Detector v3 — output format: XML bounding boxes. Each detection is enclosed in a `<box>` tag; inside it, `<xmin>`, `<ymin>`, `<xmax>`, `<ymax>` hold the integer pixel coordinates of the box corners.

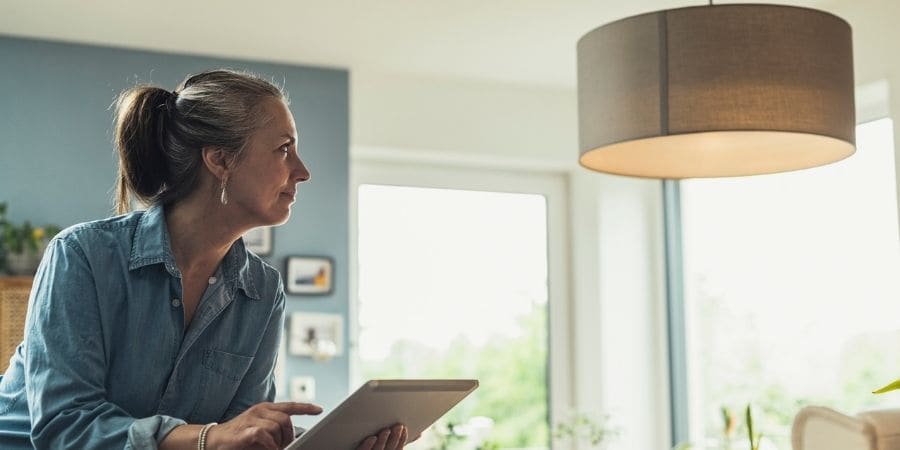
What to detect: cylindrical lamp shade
<box><xmin>577</xmin><ymin>4</ymin><xmax>855</xmax><ymax>178</ymax></box>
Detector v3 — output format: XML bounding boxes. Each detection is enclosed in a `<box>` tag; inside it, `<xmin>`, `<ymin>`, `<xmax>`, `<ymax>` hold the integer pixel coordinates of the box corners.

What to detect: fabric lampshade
<box><xmin>576</xmin><ymin>4</ymin><xmax>855</xmax><ymax>179</ymax></box>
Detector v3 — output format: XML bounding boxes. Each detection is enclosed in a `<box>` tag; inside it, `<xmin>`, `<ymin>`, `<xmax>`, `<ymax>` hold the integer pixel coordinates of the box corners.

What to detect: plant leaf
<box><xmin>746</xmin><ymin>404</ymin><xmax>755</xmax><ymax>448</ymax></box>
<box><xmin>873</xmin><ymin>379</ymin><xmax>900</xmax><ymax>394</ymax></box>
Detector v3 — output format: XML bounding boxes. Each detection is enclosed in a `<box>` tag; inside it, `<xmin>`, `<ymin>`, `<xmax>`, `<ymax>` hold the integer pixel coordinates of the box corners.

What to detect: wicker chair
<box><xmin>0</xmin><ymin>276</ymin><xmax>32</xmax><ymax>368</ymax></box>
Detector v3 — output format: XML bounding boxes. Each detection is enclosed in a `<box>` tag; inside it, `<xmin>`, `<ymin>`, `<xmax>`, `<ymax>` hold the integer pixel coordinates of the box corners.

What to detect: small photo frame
<box><xmin>243</xmin><ymin>227</ymin><xmax>273</xmax><ymax>256</ymax></box>
<box><xmin>289</xmin><ymin>312</ymin><xmax>344</xmax><ymax>358</ymax></box>
<box><xmin>285</xmin><ymin>256</ymin><xmax>333</xmax><ymax>295</ymax></box>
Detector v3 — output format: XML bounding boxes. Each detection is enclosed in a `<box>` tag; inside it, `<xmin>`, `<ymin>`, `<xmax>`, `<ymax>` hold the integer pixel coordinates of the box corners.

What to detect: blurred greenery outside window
<box><xmin>678</xmin><ymin>118</ymin><xmax>900</xmax><ymax>449</ymax></box>
<box><xmin>356</xmin><ymin>185</ymin><xmax>550</xmax><ymax>450</ymax></box>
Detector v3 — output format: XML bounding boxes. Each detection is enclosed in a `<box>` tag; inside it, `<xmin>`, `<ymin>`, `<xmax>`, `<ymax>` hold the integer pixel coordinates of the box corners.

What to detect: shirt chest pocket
<box><xmin>202</xmin><ymin>349</ymin><xmax>254</xmax><ymax>381</ymax></box>
<box><xmin>188</xmin><ymin>348</ymin><xmax>254</xmax><ymax>423</ymax></box>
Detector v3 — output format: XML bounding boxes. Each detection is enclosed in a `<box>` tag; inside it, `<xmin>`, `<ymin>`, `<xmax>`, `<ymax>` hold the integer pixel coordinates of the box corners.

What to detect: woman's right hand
<box><xmin>205</xmin><ymin>402</ymin><xmax>322</xmax><ymax>450</ymax></box>
<box><xmin>356</xmin><ymin>424</ymin><xmax>409</xmax><ymax>450</ymax></box>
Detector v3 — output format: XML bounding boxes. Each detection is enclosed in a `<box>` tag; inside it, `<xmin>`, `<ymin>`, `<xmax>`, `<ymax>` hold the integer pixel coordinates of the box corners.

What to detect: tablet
<box><xmin>286</xmin><ymin>379</ymin><xmax>479</xmax><ymax>450</ymax></box>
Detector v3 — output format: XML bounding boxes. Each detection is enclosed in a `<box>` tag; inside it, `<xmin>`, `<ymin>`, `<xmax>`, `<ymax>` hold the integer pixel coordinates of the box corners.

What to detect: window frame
<box><xmin>349</xmin><ymin>152</ymin><xmax>573</xmax><ymax>446</ymax></box>
<box><xmin>664</xmin><ymin>80</ymin><xmax>897</xmax><ymax>447</ymax></box>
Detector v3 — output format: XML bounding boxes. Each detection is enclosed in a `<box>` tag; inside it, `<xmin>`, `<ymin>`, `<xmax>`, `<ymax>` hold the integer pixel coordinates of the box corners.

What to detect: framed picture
<box><xmin>288</xmin><ymin>312</ymin><xmax>344</xmax><ymax>359</ymax></box>
<box><xmin>285</xmin><ymin>256</ymin><xmax>333</xmax><ymax>295</ymax></box>
<box><xmin>243</xmin><ymin>227</ymin><xmax>273</xmax><ymax>256</ymax></box>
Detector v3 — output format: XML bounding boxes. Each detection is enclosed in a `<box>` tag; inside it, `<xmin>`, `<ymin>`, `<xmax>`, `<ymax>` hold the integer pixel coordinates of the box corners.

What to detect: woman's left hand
<box><xmin>356</xmin><ymin>424</ymin><xmax>408</xmax><ymax>450</ymax></box>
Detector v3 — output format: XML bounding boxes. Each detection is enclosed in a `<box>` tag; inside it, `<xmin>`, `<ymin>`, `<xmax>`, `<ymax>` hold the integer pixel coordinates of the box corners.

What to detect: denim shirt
<box><xmin>0</xmin><ymin>204</ymin><xmax>286</xmax><ymax>449</ymax></box>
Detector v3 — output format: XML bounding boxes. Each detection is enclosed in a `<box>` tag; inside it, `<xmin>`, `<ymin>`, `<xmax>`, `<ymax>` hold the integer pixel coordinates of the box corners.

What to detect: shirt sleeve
<box><xmin>221</xmin><ymin>280</ymin><xmax>286</xmax><ymax>421</ymax></box>
<box><xmin>24</xmin><ymin>237</ymin><xmax>185</xmax><ymax>449</ymax></box>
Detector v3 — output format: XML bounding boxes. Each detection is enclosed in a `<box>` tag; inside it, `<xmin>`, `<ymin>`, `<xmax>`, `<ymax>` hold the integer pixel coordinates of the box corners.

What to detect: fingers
<box><xmin>258</xmin><ymin>432</ymin><xmax>279</xmax><ymax>450</ymax></box>
<box><xmin>254</xmin><ymin>401</ymin><xmax>322</xmax><ymax>446</ymax></box>
<box><xmin>265</xmin><ymin>401</ymin><xmax>323</xmax><ymax>416</ymax></box>
<box><xmin>357</xmin><ymin>435</ymin><xmax>377</xmax><ymax>450</ymax></box>
<box><xmin>232</xmin><ymin>403</ymin><xmax>319</xmax><ymax>449</ymax></box>
<box><xmin>374</xmin><ymin>427</ymin><xmax>392</xmax><ymax>450</ymax></box>
<box><xmin>253</xmin><ymin>407</ymin><xmax>294</xmax><ymax>447</ymax></box>
<box><xmin>241</xmin><ymin>426</ymin><xmax>280</xmax><ymax>450</ymax></box>
<box><xmin>384</xmin><ymin>424</ymin><xmax>404</xmax><ymax>449</ymax></box>
<box><xmin>249</xmin><ymin>418</ymin><xmax>287</xmax><ymax>449</ymax></box>
<box><xmin>357</xmin><ymin>427</ymin><xmax>391</xmax><ymax>450</ymax></box>
<box><xmin>359</xmin><ymin>424</ymin><xmax>408</xmax><ymax>450</ymax></box>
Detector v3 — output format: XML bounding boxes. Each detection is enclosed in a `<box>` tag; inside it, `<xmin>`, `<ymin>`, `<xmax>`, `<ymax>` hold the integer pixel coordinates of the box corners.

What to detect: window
<box><xmin>678</xmin><ymin>119</ymin><xmax>900</xmax><ymax>449</ymax></box>
<box><xmin>352</xmin><ymin>162</ymin><xmax>569</xmax><ymax>450</ymax></box>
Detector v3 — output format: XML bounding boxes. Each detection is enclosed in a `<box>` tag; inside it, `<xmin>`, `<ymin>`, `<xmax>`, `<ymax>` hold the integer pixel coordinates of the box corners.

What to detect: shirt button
<box><xmin>171</xmin><ymin>298</ymin><xmax>182</xmax><ymax>308</ymax></box>
<box><xmin>208</xmin><ymin>277</ymin><xmax>217</xmax><ymax>285</ymax></box>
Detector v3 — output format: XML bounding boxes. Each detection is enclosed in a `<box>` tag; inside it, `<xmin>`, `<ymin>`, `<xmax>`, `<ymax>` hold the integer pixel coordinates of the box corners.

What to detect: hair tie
<box><xmin>159</xmin><ymin>89</ymin><xmax>179</xmax><ymax>140</ymax></box>
<box><xmin>162</xmin><ymin>89</ymin><xmax>178</xmax><ymax>114</ymax></box>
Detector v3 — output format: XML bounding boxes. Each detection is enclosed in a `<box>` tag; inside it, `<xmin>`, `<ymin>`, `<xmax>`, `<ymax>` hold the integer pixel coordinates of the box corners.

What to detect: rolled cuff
<box><xmin>126</xmin><ymin>415</ymin><xmax>187</xmax><ymax>450</ymax></box>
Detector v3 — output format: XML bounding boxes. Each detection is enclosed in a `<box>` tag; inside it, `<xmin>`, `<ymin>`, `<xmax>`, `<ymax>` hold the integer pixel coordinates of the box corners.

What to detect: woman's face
<box><xmin>227</xmin><ymin>97</ymin><xmax>310</xmax><ymax>227</ymax></box>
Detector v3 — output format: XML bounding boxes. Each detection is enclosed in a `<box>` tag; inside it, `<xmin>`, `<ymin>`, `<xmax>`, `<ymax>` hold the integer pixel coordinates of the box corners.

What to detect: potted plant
<box><xmin>672</xmin><ymin>404</ymin><xmax>766</xmax><ymax>450</ymax></box>
<box><xmin>421</xmin><ymin>417</ymin><xmax>500</xmax><ymax>450</ymax></box>
<box><xmin>553</xmin><ymin>411</ymin><xmax>618</xmax><ymax>449</ymax></box>
<box><xmin>0</xmin><ymin>202</ymin><xmax>61</xmax><ymax>276</ymax></box>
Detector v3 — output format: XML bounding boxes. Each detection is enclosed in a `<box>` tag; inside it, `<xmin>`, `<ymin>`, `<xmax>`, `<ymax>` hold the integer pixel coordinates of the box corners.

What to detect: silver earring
<box><xmin>220</xmin><ymin>178</ymin><xmax>228</xmax><ymax>205</ymax></box>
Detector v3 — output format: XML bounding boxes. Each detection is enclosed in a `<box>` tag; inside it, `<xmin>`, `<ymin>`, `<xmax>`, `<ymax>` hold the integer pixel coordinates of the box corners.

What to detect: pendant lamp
<box><xmin>577</xmin><ymin>4</ymin><xmax>855</xmax><ymax>179</ymax></box>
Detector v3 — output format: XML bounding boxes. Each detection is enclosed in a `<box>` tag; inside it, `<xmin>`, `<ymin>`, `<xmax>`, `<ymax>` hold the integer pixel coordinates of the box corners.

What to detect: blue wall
<box><xmin>0</xmin><ymin>36</ymin><xmax>350</xmax><ymax>417</ymax></box>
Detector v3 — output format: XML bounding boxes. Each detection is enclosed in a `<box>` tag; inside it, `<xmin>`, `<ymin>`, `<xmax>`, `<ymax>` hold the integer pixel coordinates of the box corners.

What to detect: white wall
<box><xmin>824</xmin><ymin>0</ymin><xmax>900</xmax><ymax>232</ymax></box>
<box><xmin>351</xmin><ymin>70</ymin><xmax>578</xmax><ymax>162</ymax></box>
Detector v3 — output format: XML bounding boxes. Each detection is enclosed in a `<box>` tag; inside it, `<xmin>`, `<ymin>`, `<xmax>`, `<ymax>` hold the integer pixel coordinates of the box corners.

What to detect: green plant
<box><xmin>0</xmin><ymin>202</ymin><xmax>60</xmax><ymax>255</ymax></box>
<box><xmin>552</xmin><ymin>411</ymin><xmax>617</xmax><ymax>449</ymax></box>
<box><xmin>672</xmin><ymin>403</ymin><xmax>764</xmax><ymax>450</ymax></box>
<box><xmin>433</xmin><ymin>420</ymin><xmax>466</xmax><ymax>450</ymax></box>
<box><xmin>722</xmin><ymin>406</ymin><xmax>737</xmax><ymax>440</ymax></box>
<box><xmin>745</xmin><ymin>404</ymin><xmax>763</xmax><ymax>450</ymax></box>
<box><xmin>425</xmin><ymin>418</ymin><xmax>501</xmax><ymax>450</ymax></box>
<box><xmin>873</xmin><ymin>378</ymin><xmax>900</xmax><ymax>394</ymax></box>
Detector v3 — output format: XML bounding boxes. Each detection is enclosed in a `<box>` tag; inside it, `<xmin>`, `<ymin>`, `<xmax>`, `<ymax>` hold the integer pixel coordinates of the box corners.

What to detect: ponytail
<box><xmin>113</xmin><ymin>86</ymin><xmax>174</xmax><ymax>214</ymax></box>
<box><xmin>111</xmin><ymin>70</ymin><xmax>286</xmax><ymax>215</ymax></box>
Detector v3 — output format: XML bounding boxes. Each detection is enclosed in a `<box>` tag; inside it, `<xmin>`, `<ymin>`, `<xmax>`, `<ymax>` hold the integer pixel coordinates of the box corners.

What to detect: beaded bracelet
<box><xmin>198</xmin><ymin>422</ymin><xmax>218</xmax><ymax>450</ymax></box>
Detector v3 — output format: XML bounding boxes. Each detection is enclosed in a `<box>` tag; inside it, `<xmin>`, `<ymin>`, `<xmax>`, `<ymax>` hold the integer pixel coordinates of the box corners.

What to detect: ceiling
<box><xmin>1</xmin><ymin>0</ymin><xmax>837</xmax><ymax>88</ymax></box>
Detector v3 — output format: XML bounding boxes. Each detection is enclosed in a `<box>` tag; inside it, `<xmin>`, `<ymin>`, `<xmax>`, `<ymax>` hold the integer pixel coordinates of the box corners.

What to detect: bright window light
<box><xmin>680</xmin><ymin>118</ymin><xmax>900</xmax><ymax>449</ymax></box>
<box><xmin>356</xmin><ymin>184</ymin><xmax>550</xmax><ymax>450</ymax></box>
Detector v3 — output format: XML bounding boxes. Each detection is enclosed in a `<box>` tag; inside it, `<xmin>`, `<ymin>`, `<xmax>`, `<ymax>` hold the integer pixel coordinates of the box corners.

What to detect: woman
<box><xmin>0</xmin><ymin>70</ymin><xmax>408</xmax><ymax>450</ymax></box>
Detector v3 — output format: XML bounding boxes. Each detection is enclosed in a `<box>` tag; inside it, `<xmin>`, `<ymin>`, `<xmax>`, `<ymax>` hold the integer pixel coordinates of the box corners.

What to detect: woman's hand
<box><xmin>206</xmin><ymin>401</ymin><xmax>322</xmax><ymax>450</ymax></box>
<box><xmin>356</xmin><ymin>424</ymin><xmax>409</xmax><ymax>450</ymax></box>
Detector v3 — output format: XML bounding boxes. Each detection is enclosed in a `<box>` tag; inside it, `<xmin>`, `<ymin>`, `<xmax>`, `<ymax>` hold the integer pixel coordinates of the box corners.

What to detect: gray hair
<box><xmin>113</xmin><ymin>69</ymin><xmax>287</xmax><ymax>214</ymax></box>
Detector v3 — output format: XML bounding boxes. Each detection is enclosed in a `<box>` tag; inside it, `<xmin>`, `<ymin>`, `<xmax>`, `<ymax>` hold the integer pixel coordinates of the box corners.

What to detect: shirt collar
<box><xmin>128</xmin><ymin>204</ymin><xmax>261</xmax><ymax>300</ymax></box>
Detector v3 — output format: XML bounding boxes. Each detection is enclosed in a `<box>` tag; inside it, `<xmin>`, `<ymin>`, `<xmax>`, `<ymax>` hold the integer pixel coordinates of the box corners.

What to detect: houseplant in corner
<box><xmin>0</xmin><ymin>202</ymin><xmax>61</xmax><ymax>276</ymax></box>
